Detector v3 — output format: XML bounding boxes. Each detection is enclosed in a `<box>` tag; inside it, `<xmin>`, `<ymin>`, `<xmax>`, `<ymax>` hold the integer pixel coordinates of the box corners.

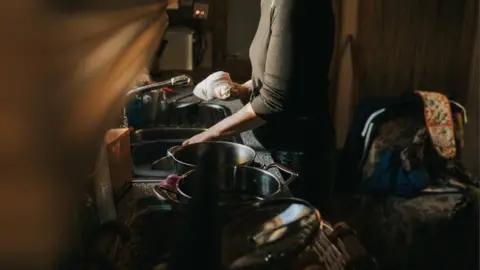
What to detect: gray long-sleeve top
<box><xmin>249</xmin><ymin>0</ymin><xmax>335</xmax><ymax>121</ymax></box>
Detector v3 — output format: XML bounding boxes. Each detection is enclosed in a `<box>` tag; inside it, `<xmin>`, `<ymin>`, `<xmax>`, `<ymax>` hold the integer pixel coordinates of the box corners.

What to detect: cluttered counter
<box><xmin>99</xmin><ymin>84</ymin><xmax>374</xmax><ymax>270</ymax></box>
<box><xmin>117</xmin><ymin>89</ymin><xmax>278</xmax><ymax>220</ymax></box>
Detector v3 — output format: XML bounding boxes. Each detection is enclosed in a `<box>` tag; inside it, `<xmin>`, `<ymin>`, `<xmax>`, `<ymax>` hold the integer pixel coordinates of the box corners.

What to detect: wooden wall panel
<box><xmin>356</xmin><ymin>0</ymin><xmax>478</xmax><ymax>99</ymax></box>
<box><xmin>333</xmin><ymin>0</ymin><xmax>359</xmax><ymax>147</ymax></box>
<box><xmin>464</xmin><ymin>27</ymin><xmax>479</xmax><ymax>176</ymax></box>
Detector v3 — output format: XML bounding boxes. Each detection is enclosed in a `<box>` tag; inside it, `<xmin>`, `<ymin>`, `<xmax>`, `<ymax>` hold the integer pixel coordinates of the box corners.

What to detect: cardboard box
<box><xmin>105</xmin><ymin>128</ymin><xmax>133</xmax><ymax>202</ymax></box>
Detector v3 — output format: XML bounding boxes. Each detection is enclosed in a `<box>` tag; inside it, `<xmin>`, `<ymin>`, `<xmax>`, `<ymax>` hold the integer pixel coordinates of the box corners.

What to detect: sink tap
<box><xmin>126</xmin><ymin>74</ymin><xmax>193</xmax><ymax>99</ymax></box>
<box><xmin>122</xmin><ymin>74</ymin><xmax>194</xmax><ymax>128</ymax></box>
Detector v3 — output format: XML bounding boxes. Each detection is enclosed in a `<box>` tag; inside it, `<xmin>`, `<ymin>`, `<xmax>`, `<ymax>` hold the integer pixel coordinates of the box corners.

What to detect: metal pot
<box><xmin>153</xmin><ymin>163</ymin><xmax>298</xmax><ymax>206</ymax></box>
<box><xmin>166</xmin><ymin>141</ymin><xmax>256</xmax><ymax>175</ymax></box>
<box><xmin>221</xmin><ymin>198</ymin><xmax>320</xmax><ymax>270</ymax></box>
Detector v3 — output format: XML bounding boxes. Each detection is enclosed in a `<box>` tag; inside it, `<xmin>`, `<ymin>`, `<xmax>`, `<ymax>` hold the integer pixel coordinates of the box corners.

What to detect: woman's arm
<box><xmin>182</xmin><ymin>103</ymin><xmax>265</xmax><ymax>145</ymax></box>
<box><xmin>249</xmin><ymin>0</ymin><xmax>299</xmax><ymax>120</ymax></box>
<box><xmin>250</xmin><ymin>0</ymin><xmax>328</xmax><ymax>120</ymax></box>
<box><xmin>210</xmin><ymin>102</ymin><xmax>265</xmax><ymax>137</ymax></box>
<box><xmin>183</xmin><ymin>1</ymin><xmax>324</xmax><ymax>145</ymax></box>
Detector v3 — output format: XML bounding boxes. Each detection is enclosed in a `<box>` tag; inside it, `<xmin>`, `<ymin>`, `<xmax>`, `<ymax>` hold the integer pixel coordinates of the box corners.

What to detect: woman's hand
<box><xmin>182</xmin><ymin>129</ymin><xmax>219</xmax><ymax>146</ymax></box>
<box><xmin>231</xmin><ymin>83</ymin><xmax>252</xmax><ymax>102</ymax></box>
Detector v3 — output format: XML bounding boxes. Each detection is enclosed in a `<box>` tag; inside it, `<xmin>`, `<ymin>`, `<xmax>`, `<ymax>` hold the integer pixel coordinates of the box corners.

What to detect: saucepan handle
<box><xmin>166</xmin><ymin>145</ymin><xmax>180</xmax><ymax>159</ymax></box>
<box><xmin>263</xmin><ymin>163</ymin><xmax>299</xmax><ymax>186</ymax></box>
<box><xmin>152</xmin><ymin>185</ymin><xmax>180</xmax><ymax>204</ymax></box>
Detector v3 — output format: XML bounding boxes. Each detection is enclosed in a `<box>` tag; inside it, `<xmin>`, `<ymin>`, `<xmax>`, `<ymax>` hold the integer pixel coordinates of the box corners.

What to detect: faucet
<box><xmin>122</xmin><ymin>74</ymin><xmax>194</xmax><ymax>128</ymax></box>
<box><xmin>126</xmin><ymin>74</ymin><xmax>193</xmax><ymax>98</ymax></box>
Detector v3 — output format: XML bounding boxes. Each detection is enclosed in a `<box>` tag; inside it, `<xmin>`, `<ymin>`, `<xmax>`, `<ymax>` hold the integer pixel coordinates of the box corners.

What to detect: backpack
<box><xmin>336</xmin><ymin>90</ymin><xmax>477</xmax><ymax>198</ymax></box>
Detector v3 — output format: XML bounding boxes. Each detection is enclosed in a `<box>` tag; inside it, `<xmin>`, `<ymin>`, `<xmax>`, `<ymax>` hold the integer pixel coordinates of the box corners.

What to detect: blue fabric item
<box><xmin>335</xmin><ymin>97</ymin><xmax>393</xmax><ymax>195</ymax></box>
<box><xmin>363</xmin><ymin>151</ymin><xmax>393</xmax><ymax>193</ymax></box>
<box><xmin>362</xmin><ymin>150</ymin><xmax>429</xmax><ymax>197</ymax></box>
<box><xmin>336</xmin><ymin>92</ymin><xmax>466</xmax><ymax>197</ymax></box>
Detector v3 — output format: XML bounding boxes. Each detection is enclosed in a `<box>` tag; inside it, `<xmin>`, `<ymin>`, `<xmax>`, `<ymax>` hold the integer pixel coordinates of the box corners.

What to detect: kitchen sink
<box><xmin>124</xmin><ymin>86</ymin><xmax>245</xmax><ymax>179</ymax></box>
<box><xmin>131</xmin><ymin>127</ymin><xmax>242</xmax><ymax>178</ymax></box>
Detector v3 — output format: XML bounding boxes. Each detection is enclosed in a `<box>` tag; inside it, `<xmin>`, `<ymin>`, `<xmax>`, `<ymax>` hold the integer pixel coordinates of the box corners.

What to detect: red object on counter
<box><xmin>159</xmin><ymin>174</ymin><xmax>181</xmax><ymax>189</ymax></box>
<box><xmin>162</xmin><ymin>87</ymin><xmax>174</xmax><ymax>92</ymax></box>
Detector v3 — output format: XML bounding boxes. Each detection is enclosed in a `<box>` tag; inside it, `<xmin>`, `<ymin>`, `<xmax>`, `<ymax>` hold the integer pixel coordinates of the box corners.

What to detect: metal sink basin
<box><xmin>155</xmin><ymin>102</ymin><xmax>233</xmax><ymax>128</ymax></box>
<box><xmin>131</xmin><ymin>127</ymin><xmax>241</xmax><ymax>178</ymax></box>
<box><xmin>130</xmin><ymin>101</ymin><xmax>241</xmax><ymax>178</ymax></box>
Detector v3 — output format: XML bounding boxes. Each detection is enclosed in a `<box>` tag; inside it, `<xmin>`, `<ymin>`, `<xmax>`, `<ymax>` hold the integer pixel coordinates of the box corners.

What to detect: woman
<box><xmin>183</xmin><ymin>0</ymin><xmax>336</xmax><ymax>210</ymax></box>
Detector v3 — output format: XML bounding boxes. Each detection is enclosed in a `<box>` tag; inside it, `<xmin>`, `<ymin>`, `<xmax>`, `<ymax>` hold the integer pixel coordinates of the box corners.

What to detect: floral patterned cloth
<box><xmin>415</xmin><ymin>90</ymin><xmax>456</xmax><ymax>159</ymax></box>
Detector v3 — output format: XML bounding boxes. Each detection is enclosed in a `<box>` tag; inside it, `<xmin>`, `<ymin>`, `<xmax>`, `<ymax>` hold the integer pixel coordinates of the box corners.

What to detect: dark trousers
<box><xmin>253</xmin><ymin>115</ymin><xmax>336</xmax><ymax>211</ymax></box>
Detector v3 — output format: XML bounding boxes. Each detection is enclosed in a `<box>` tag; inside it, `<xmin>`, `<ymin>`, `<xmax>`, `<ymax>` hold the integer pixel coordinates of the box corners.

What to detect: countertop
<box><xmin>117</xmin><ymin>91</ymin><xmax>279</xmax><ymax>220</ymax></box>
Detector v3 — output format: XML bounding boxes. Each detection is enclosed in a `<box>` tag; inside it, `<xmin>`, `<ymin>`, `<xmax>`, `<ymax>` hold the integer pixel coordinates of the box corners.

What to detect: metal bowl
<box><xmin>167</xmin><ymin>141</ymin><xmax>256</xmax><ymax>175</ymax></box>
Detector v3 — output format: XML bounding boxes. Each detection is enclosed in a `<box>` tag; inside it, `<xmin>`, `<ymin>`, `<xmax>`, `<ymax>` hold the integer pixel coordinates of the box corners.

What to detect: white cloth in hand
<box><xmin>193</xmin><ymin>71</ymin><xmax>234</xmax><ymax>101</ymax></box>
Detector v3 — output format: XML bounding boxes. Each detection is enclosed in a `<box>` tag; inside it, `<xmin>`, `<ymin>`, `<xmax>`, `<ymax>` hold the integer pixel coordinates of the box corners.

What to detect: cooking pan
<box><xmin>153</xmin><ymin>163</ymin><xmax>298</xmax><ymax>206</ymax></box>
<box><xmin>166</xmin><ymin>141</ymin><xmax>256</xmax><ymax>175</ymax></box>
